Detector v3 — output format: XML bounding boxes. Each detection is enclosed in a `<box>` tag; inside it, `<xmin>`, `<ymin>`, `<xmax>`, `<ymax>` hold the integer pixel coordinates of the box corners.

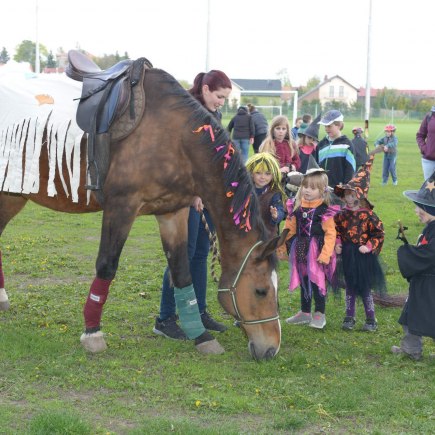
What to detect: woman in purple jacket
<box><xmin>416</xmin><ymin>106</ymin><xmax>435</xmax><ymax>179</ymax></box>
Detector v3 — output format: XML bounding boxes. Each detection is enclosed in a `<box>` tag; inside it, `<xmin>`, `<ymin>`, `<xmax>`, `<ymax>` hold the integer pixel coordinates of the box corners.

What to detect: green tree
<box><xmin>298</xmin><ymin>76</ymin><xmax>321</xmax><ymax>96</ymax></box>
<box><xmin>324</xmin><ymin>100</ymin><xmax>349</xmax><ymax>113</ymax></box>
<box><xmin>94</xmin><ymin>51</ymin><xmax>130</xmax><ymax>69</ymax></box>
<box><xmin>300</xmin><ymin>99</ymin><xmax>321</xmax><ymax>116</ymax></box>
<box><xmin>306</xmin><ymin>76</ymin><xmax>321</xmax><ymax>91</ymax></box>
<box><xmin>46</xmin><ymin>50</ymin><xmax>57</xmax><ymax>68</ymax></box>
<box><xmin>415</xmin><ymin>98</ymin><xmax>433</xmax><ymax>113</ymax></box>
<box><xmin>13</xmin><ymin>40</ymin><xmax>48</xmax><ymax>71</ymax></box>
<box><xmin>178</xmin><ymin>80</ymin><xmax>190</xmax><ymax>90</ymax></box>
<box><xmin>374</xmin><ymin>87</ymin><xmax>399</xmax><ymax>111</ymax></box>
<box><xmin>0</xmin><ymin>46</ymin><xmax>10</xmax><ymax>64</ymax></box>
<box><xmin>276</xmin><ymin>68</ymin><xmax>291</xmax><ymax>87</ymax></box>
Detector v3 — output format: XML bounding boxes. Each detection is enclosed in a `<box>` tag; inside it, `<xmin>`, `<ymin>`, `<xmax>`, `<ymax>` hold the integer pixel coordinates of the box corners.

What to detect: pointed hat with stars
<box><xmin>334</xmin><ymin>154</ymin><xmax>375</xmax><ymax>209</ymax></box>
<box><xmin>404</xmin><ymin>170</ymin><xmax>435</xmax><ymax>215</ymax></box>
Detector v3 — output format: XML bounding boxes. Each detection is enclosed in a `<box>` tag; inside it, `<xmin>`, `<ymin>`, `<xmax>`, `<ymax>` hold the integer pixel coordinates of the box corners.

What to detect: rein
<box><xmin>200</xmin><ymin>212</ymin><xmax>220</xmax><ymax>283</ymax></box>
<box><xmin>217</xmin><ymin>240</ymin><xmax>280</xmax><ymax>326</ymax></box>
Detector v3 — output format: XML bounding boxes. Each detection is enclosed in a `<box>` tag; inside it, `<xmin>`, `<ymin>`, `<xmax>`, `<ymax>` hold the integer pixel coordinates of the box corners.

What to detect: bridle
<box><xmin>218</xmin><ymin>240</ymin><xmax>280</xmax><ymax>325</ymax></box>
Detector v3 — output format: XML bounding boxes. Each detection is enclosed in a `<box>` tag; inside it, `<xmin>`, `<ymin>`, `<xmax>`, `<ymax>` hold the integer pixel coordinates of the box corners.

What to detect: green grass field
<box><xmin>1</xmin><ymin>119</ymin><xmax>434</xmax><ymax>434</ymax></box>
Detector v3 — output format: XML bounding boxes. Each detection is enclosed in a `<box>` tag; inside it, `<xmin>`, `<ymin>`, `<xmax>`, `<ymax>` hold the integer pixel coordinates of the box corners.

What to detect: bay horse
<box><xmin>0</xmin><ymin>58</ymin><xmax>286</xmax><ymax>360</ymax></box>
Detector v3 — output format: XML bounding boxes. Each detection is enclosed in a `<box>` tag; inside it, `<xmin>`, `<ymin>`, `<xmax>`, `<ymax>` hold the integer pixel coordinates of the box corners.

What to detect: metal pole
<box><xmin>364</xmin><ymin>0</ymin><xmax>372</xmax><ymax>138</ymax></box>
<box><xmin>205</xmin><ymin>0</ymin><xmax>210</xmax><ymax>71</ymax></box>
<box><xmin>35</xmin><ymin>0</ymin><xmax>40</xmax><ymax>74</ymax></box>
<box><xmin>292</xmin><ymin>91</ymin><xmax>298</xmax><ymax>129</ymax></box>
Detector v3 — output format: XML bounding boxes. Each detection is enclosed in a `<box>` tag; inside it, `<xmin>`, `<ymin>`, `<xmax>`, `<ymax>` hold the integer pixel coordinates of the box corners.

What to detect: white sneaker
<box><xmin>285</xmin><ymin>311</ymin><xmax>312</xmax><ymax>325</ymax></box>
<box><xmin>309</xmin><ymin>312</ymin><xmax>326</xmax><ymax>329</ymax></box>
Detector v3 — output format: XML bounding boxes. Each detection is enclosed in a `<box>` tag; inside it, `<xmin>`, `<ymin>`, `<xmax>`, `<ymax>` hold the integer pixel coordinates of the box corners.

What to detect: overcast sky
<box><xmin>2</xmin><ymin>0</ymin><xmax>434</xmax><ymax>90</ymax></box>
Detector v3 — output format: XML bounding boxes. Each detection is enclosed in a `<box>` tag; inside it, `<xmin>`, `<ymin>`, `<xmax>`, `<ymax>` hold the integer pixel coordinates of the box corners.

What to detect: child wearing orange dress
<box><xmin>284</xmin><ymin>168</ymin><xmax>338</xmax><ymax>329</ymax></box>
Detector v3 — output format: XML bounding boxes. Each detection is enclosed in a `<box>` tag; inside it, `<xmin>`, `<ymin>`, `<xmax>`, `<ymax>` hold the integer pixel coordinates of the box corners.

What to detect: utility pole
<box><xmin>205</xmin><ymin>0</ymin><xmax>210</xmax><ymax>71</ymax></box>
<box><xmin>35</xmin><ymin>0</ymin><xmax>40</xmax><ymax>74</ymax></box>
<box><xmin>364</xmin><ymin>0</ymin><xmax>372</xmax><ymax>137</ymax></box>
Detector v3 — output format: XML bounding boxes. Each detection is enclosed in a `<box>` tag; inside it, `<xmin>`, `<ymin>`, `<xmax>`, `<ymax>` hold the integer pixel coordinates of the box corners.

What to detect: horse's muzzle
<box><xmin>249</xmin><ymin>342</ymin><xmax>279</xmax><ymax>361</ymax></box>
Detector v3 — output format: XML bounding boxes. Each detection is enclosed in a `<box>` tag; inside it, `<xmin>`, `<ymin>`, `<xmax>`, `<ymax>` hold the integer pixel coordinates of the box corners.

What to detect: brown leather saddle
<box><xmin>66</xmin><ymin>50</ymin><xmax>152</xmax><ymax>192</ymax></box>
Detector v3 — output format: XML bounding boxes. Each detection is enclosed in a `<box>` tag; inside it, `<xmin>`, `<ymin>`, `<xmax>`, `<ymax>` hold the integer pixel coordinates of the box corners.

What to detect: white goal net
<box><xmin>255</xmin><ymin>106</ymin><xmax>282</xmax><ymax>118</ymax></box>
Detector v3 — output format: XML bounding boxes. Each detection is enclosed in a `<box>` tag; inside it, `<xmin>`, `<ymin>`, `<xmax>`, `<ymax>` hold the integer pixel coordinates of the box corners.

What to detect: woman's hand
<box><xmin>192</xmin><ymin>196</ymin><xmax>204</xmax><ymax>212</ymax></box>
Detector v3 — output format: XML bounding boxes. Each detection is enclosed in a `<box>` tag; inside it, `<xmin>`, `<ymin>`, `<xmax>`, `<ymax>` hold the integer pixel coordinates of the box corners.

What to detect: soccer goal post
<box><xmin>240</xmin><ymin>90</ymin><xmax>298</xmax><ymax>126</ymax></box>
<box><xmin>255</xmin><ymin>106</ymin><xmax>282</xmax><ymax>118</ymax></box>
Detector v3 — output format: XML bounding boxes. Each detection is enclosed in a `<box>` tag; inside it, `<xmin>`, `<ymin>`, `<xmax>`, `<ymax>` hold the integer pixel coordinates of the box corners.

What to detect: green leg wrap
<box><xmin>174</xmin><ymin>284</ymin><xmax>206</xmax><ymax>339</ymax></box>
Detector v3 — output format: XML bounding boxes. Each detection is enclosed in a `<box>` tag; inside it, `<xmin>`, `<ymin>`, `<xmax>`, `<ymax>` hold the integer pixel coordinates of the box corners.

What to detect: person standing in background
<box><xmin>291</xmin><ymin>116</ymin><xmax>303</xmax><ymax>140</ymax></box>
<box><xmin>351</xmin><ymin>127</ymin><xmax>369</xmax><ymax>169</ymax></box>
<box><xmin>259</xmin><ymin>115</ymin><xmax>301</xmax><ymax>175</ymax></box>
<box><xmin>416</xmin><ymin>106</ymin><xmax>435</xmax><ymax>179</ymax></box>
<box><xmin>227</xmin><ymin>106</ymin><xmax>255</xmax><ymax>163</ymax></box>
<box><xmin>247</xmin><ymin>103</ymin><xmax>268</xmax><ymax>154</ymax></box>
<box><xmin>298</xmin><ymin>114</ymin><xmax>313</xmax><ymax>136</ymax></box>
<box><xmin>317</xmin><ymin>110</ymin><xmax>355</xmax><ymax>188</ymax></box>
<box><xmin>374</xmin><ymin>124</ymin><xmax>398</xmax><ymax>186</ymax></box>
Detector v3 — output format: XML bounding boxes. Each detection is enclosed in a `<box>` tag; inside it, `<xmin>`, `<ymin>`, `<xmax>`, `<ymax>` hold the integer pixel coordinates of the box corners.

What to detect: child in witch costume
<box><xmin>391</xmin><ymin>171</ymin><xmax>435</xmax><ymax>360</ymax></box>
<box><xmin>334</xmin><ymin>155</ymin><xmax>386</xmax><ymax>331</ymax></box>
<box><xmin>297</xmin><ymin>114</ymin><xmax>321</xmax><ymax>174</ymax></box>
<box><xmin>284</xmin><ymin>168</ymin><xmax>339</xmax><ymax>329</ymax></box>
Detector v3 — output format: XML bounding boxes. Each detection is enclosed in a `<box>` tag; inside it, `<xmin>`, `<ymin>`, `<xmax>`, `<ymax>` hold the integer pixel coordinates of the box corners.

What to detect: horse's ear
<box><xmin>258</xmin><ymin>229</ymin><xmax>289</xmax><ymax>260</ymax></box>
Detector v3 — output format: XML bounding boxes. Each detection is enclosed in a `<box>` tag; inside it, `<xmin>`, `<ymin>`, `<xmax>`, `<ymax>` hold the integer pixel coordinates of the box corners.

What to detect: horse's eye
<box><xmin>255</xmin><ymin>288</ymin><xmax>267</xmax><ymax>297</ymax></box>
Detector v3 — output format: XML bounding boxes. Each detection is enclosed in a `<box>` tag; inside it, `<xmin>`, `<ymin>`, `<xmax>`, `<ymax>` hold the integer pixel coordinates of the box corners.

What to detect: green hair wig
<box><xmin>246</xmin><ymin>152</ymin><xmax>285</xmax><ymax>195</ymax></box>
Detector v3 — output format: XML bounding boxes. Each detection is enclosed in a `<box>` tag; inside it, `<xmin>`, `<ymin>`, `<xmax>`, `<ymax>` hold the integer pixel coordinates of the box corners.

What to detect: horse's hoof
<box><xmin>195</xmin><ymin>339</ymin><xmax>225</xmax><ymax>355</ymax></box>
<box><xmin>80</xmin><ymin>331</ymin><xmax>107</xmax><ymax>353</ymax></box>
<box><xmin>0</xmin><ymin>289</ymin><xmax>10</xmax><ymax>311</ymax></box>
<box><xmin>0</xmin><ymin>300</ymin><xmax>10</xmax><ymax>311</ymax></box>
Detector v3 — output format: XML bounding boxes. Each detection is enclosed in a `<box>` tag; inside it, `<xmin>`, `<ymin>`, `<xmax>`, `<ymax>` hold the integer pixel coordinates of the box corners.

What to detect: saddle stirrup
<box><xmin>85</xmin><ymin>160</ymin><xmax>101</xmax><ymax>191</ymax></box>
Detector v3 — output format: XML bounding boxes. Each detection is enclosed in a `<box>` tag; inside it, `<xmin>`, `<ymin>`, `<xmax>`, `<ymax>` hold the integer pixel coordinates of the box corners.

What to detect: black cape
<box><xmin>397</xmin><ymin>220</ymin><xmax>435</xmax><ymax>338</ymax></box>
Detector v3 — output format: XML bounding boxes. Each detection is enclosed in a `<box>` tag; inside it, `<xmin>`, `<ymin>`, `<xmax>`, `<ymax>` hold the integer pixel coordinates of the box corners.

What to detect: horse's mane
<box><xmin>150</xmin><ymin>69</ymin><xmax>267</xmax><ymax>240</ymax></box>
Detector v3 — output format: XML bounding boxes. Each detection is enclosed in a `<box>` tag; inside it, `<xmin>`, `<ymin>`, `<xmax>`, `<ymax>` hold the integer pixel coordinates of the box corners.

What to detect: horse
<box><xmin>0</xmin><ymin>56</ymin><xmax>286</xmax><ymax>360</ymax></box>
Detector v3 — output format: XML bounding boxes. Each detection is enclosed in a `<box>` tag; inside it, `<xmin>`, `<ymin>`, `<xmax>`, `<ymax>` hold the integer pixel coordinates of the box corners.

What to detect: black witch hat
<box><xmin>299</xmin><ymin>114</ymin><xmax>321</xmax><ymax>141</ymax></box>
<box><xmin>404</xmin><ymin>170</ymin><xmax>435</xmax><ymax>215</ymax></box>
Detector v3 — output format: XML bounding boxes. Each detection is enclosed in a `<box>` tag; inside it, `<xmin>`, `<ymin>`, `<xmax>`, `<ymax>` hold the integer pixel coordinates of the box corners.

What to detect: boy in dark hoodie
<box><xmin>317</xmin><ymin>110</ymin><xmax>356</xmax><ymax>188</ymax></box>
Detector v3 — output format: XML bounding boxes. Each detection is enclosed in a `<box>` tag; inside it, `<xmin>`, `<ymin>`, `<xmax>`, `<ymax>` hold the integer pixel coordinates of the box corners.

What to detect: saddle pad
<box><xmin>110</xmin><ymin>65</ymin><xmax>147</xmax><ymax>142</ymax></box>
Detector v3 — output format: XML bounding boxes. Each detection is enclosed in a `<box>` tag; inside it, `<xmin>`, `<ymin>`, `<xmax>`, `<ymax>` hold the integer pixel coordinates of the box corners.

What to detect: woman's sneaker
<box><xmin>153</xmin><ymin>315</ymin><xmax>187</xmax><ymax>340</ymax></box>
<box><xmin>342</xmin><ymin>316</ymin><xmax>356</xmax><ymax>331</ymax></box>
<box><xmin>309</xmin><ymin>312</ymin><xmax>326</xmax><ymax>329</ymax></box>
<box><xmin>201</xmin><ymin>311</ymin><xmax>228</xmax><ymax>332</ymax></box>
<box><xmin>362</xmin><ymin>318</ymin><xmax>378</xmax><ymax>332</ymax></box>
<box><xmin>285</xmin><ymin>311</ymin><xmax>312</xmax><ymax>325</ymax></box>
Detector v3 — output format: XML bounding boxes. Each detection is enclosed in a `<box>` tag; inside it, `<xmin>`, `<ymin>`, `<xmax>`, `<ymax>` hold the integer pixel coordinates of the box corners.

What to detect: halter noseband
<box><xmin>218</xmin><ymin>240</ymin><xmax>280</xmax><ymax>325</ymax></box>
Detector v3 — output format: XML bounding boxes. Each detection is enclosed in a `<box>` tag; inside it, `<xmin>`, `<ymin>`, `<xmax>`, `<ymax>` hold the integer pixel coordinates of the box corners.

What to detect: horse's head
<box><xmin>218</xmin><ymin>230</ymin><xmax>288</xmax><ymax>361</ymax></box>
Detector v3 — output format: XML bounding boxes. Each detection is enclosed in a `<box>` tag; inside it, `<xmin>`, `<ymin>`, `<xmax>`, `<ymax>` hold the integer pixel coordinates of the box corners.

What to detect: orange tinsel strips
<box><xmin>192</xmin><ymin>125</ymin><xmax>215</xmax><ymax>142</ymax></box>
<box><xmin>223</xmin><ymin>143</ymin><xmax>235</xmax><ymax>169</ymax></box>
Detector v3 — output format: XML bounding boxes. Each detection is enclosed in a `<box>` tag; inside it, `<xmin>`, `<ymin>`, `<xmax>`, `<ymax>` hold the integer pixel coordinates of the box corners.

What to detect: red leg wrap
<box><xmin>0</xmin><ymin>251</ymin><xmax>4</xmax><ymax>288</ymax></box>
<box><xmin>83</xmin><ymin>277</ymin><xmax>112</xmax><ymax>329</ymax></box>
